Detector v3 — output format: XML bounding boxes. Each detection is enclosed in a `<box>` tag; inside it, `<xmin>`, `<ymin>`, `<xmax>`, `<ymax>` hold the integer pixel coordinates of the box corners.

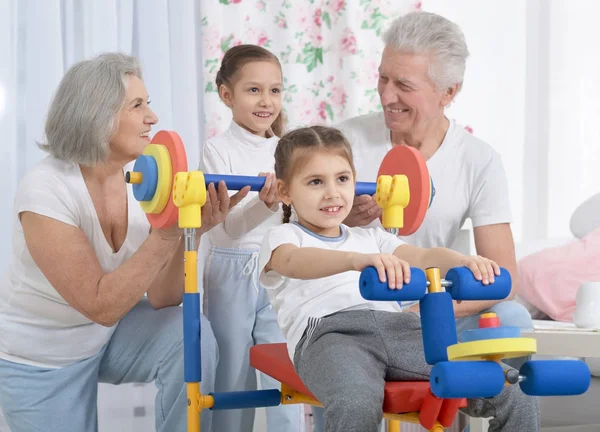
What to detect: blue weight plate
<box><xmin>460</xmin><ymin>326</ymin><xmax>521</xmax><ymax>342</ymax></box>
<box><xmin>132</xmin><ymin>154</ymin><xmax>158</xmax><ymax>202</ymax></box>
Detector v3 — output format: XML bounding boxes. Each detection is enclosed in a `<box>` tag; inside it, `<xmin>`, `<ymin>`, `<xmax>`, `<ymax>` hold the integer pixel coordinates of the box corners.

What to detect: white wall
<box><xmin>426</xmin><ymin>0</ymin><xmax>600</xmax><ymax>242</ymax></box>
<box><xmin>424</xmin><ymin>0</ymin><xmax>527</xmax><ymax>241</ymax></box>
<box><xmin>547</xmin><ymin>0</ymin><xmax>600</xmax><ymax>238</ymax></box>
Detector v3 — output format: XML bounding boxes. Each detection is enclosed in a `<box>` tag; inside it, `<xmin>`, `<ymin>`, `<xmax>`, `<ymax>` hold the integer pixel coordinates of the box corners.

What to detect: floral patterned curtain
<box><xmin>201</xmin><ymin>0</ymin><xmax>422</xmax><ymax>140</ymax></box>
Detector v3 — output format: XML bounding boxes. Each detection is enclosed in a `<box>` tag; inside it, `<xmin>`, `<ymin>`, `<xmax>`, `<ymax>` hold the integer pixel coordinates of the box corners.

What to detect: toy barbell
<box><xmin>125</xmin><ymin>131</ymin><xmax>435</xmax><ymax>235</ymax></box>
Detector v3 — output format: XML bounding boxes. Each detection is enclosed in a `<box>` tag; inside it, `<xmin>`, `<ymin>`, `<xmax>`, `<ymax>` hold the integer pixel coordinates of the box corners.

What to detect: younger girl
<box><xmin>199</xmin><ymin>45</ymin><xmax>303</xmax><ymax>432</ymax></box>
<box><xmin>257</xmin><ymin>126</ymin><xmax>540</xmax><ymax>432</ymax></box>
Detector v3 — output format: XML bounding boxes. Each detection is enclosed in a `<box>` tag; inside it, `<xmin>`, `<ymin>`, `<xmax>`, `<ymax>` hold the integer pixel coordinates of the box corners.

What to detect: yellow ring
<box><xmin>447</xmin><ymin>338</ymin><xmax>537</xmax><ymax>361</ymax></box>
<box><xmin>140</xmin><ymin>144</ymin><xmax>172</xmax><ymax>214</ymax></box>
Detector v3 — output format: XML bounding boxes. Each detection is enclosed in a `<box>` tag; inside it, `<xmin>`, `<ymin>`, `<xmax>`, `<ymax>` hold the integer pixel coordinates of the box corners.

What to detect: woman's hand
<box><xmin>152</xmin><ymin>224</ymin><xmax>183</xmax><ymax>243</ymax></box>
<box><xmin>199</xmin><ymin>181</ymin><xmax>250</xmax><ymax>234</ymax></box>
<box><xmin>151</xmin><ymin>179</ymin><xmax>250</xmax><ymax>241</ymax></box>
<box><xmin>459</xmin><ymin>255</ymin><xmax>501</xmax><ymax>285</ymax></box>
<box><xmin>351</xmin><ymin>253</ymin><xmax>411</xmax><ymax>289</ymax></box>
<box><xmin>258</xmin><ymin>172</ymin><xmax>279</xmax><ymax>210</ymax></box>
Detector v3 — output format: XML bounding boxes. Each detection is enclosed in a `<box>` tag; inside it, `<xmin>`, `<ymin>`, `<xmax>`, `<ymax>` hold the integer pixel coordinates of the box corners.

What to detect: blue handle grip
<box><xmin>359</xmin><ymin>266</ymin><xmax>427</xmax><ymax>301</ymax></box>
<box><xmin>204</xmin><ymin>174</ymin><xmax>266</xmax><ymax>192</ymax></box>
<box><xmin>445</xmin><ymin>267</ymin><xmax>512</xmax><ymax>300</ymax></box>
<box><xmin>204</xmin><ymin>174</ymin><xmax>377</xmax><ymax>196</ymax></box>
<box><xmin>355</xmin><ymin>182</ymin><xmax>376</xmax><ymax>196</ymax></box>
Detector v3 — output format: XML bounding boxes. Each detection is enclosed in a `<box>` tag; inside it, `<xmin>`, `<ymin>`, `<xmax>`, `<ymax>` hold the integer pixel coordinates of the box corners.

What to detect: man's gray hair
<box><xmin>383</xmin><ymin>11</ymin><xmax>470</xmax><ymax>92</ymax></box>
<box><xmin>40</xmin><ymin>52</ymin><xmax>142</xmax><ymax>165</ymax></box>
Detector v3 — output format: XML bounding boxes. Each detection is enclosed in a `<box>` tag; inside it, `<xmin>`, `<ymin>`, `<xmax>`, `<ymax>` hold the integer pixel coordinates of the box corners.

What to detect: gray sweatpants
<box><xmin>293</xmin><ymin>310</ymin><xmax>540</xmax><ymax>432</ymax></box>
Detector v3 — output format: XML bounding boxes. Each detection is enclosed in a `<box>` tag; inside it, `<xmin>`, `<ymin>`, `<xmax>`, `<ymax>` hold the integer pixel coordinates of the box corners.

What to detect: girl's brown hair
<box><xmin>274</xmin><ymin>126</ymin><xmax>356</xmax><ymax>223</ymax></box>
<box><xmin>216</xmin><ymin>44</ymin><xmax>285</xmax><ymax>137</ymax></box>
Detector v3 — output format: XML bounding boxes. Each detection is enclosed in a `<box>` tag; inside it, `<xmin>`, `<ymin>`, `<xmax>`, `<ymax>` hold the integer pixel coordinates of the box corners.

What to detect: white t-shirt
<box><xmin>258</xmin><ymin>222</ymin><xmax>405</xmax><ymax>360</ymax></box>
<box><xmin>337</xmin><ymin>112</ymin><xmax>512</xmax><ymax>249</ymax></box>
<box><xmin>0</xmin><ymin>157</ymin><xmax>149</xmax><ymax>368</ymax></box>
<box><xmin>200</xmin><ymin>121</ymin><xmax>282</xmax><ymax>250</ymax></box>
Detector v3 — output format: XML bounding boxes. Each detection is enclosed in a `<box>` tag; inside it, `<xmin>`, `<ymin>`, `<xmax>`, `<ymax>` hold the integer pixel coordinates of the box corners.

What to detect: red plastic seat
<box><xmin>250</xmin><ymin>343</ymin><xmax>466</xmax><ymax>429</ymax></box>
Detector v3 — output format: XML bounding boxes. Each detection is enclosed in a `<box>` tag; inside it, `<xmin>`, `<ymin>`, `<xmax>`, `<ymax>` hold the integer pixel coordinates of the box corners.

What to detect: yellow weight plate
<box><xmin>140</xmin><ymin>144</ymin><xmax>172</xmax><ymax>214</ymax></box>
<box><xmin>447</xmin><ymin>338</ymin><xmax>537</xmax><ymax>361</ymax></box>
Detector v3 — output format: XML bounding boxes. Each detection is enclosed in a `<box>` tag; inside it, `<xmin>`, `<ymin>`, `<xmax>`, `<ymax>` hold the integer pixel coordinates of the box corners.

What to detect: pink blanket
<box><xmin>518</xmin><ymin>226</ymin><xmax>600</xmax><ymax>322</ymax></box>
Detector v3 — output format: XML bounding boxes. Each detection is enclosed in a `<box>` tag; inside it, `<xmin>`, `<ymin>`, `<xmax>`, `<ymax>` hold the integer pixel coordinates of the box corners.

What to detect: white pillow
<box><xmin>513</xmin><ymin>237</ymin><xmax>573</xmax><ymax>321</ymax></box>
<box><xmin>515</xmin><ymin>237</ymin><xmax>574</xmax><ymax>261</ymax></box>
<box><xmin>570</xmin><ymin>192</ymin><xmax>600</xmax><ymax>239</ymax></box>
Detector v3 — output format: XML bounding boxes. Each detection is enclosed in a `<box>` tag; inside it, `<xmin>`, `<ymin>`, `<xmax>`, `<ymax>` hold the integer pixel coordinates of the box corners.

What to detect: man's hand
<box><xmin>344</xmin><ymin>194</ymin><xmax>382</xmax><ymax>227</ymax></box>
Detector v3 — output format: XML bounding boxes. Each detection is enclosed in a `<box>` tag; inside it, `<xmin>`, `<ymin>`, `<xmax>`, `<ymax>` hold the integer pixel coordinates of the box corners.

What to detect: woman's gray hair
<box><xmin>40</xmin><ymin>52</ymin><xmax>142</xmax><ymax>165</ymax></box>
<box><xmin>383</xmin><ymin>11</ymin><xmax>470</xmax><ymax>92</ymax></box>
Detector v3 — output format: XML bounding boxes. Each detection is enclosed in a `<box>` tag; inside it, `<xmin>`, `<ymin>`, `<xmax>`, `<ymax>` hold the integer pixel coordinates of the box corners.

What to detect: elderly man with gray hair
<box><xmin>310</xmin><ymin>11</ymin><xmax>537</xmax><ymax>432</ymax></box>
<box><xmin>0</xmin><ymin>53</ymin><xmax>248</xmax><ymax>432</ymax></box>
<box><xmin>341</xmin><ymin>11</ymin><xmax>532</xmax><ymax>348</ymax></box>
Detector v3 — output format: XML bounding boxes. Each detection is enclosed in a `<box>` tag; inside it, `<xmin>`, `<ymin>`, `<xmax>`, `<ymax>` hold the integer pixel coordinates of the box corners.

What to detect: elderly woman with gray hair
<box><xmin>0</xmin><ymin>53</ymin><xmax>248</xmax><ymax>432</ymax></box>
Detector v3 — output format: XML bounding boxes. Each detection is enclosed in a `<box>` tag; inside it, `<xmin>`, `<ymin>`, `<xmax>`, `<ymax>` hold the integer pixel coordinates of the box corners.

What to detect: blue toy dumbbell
<box><xmin>358</xmin><ymin>265</ymin><xmax>513</xmax><ymax>365</ymax></box>
<box><xmin>358</xmin><ymin>266</ymin><xmax>512</xmax><ymax>302</ymax></box>
<box><xmin>431</xmin><ymin>359</ymin><xmax>592</xmax><ymax>399</ymax></box>
<box><xmin>517</xmin><ymin>360</ymin><xmax>591</xmax><ymax>396</ymax></box>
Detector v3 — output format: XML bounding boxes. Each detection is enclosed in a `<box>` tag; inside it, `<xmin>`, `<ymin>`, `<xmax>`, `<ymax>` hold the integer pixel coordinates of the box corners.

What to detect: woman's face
<box><xmin>377</xmin><ymin>46</ymin><xmax>455</xmax><ymax>136</ymax></box>
<box><xmin>110</xmin><ymin>75</ymin><xmax>158</xmax><ymax>163</ymax></box>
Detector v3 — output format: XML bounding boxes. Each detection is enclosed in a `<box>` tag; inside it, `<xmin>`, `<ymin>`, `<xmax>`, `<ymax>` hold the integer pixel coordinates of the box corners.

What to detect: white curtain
<box><xmin>545</xmin><ymin>0</ymin><xmax>600</xmax><ymax>238</ymax></box>
<box><xmin>0</xmin><ymin>0</ymin><xmax>205</xmax><ymax>274</ymax></box>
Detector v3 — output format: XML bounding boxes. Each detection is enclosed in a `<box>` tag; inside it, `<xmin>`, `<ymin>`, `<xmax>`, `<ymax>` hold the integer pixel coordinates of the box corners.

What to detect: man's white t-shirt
<box><xmin>200</xmin><ymin>121</ymin><xmax>282</xmax><ymax>250</ymax></box>
<box><xmin>337</xmin><ymin>112</ymin><xmax>512</xmax><ymax>249</ymax></box>
<box><xmin>0</xmin><ymin>157</ymin><xmax>149</xmax><ymax>368</ymax></box>
<box><xmin>258</xmin><ymin>222</ymin><xmax>405</xmax><ymax>360</ymax></box>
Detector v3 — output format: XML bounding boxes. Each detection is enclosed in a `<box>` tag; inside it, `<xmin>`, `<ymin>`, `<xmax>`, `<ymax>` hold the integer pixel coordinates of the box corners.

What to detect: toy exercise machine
<box><xmin>127</xmin><ymin>131</ymin><xmax>590</xmax><ymax>431</ymax></box>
